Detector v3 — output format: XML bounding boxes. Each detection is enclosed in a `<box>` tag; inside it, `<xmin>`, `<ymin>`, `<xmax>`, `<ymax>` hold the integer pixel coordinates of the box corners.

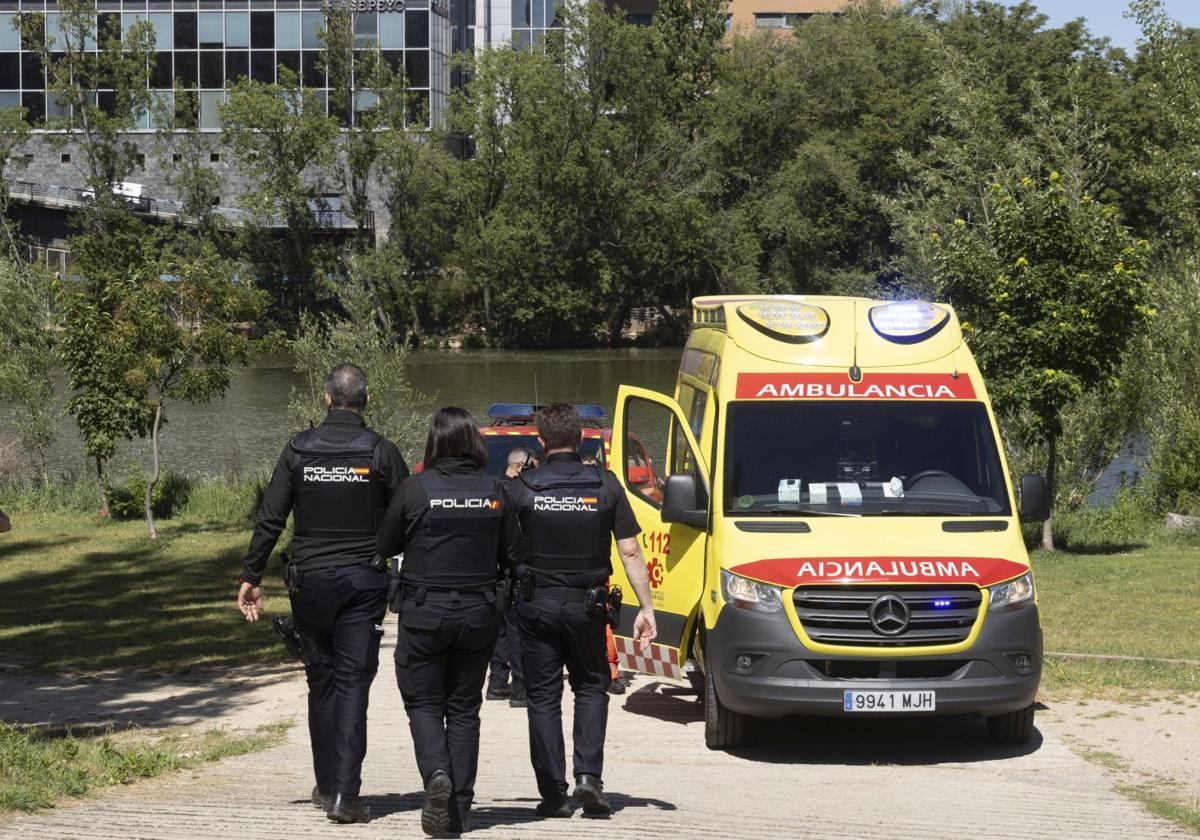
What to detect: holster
<box><xmin>388</xmin><ymin>562</ymin><xmax>403</xmax><ymax>616</ymax></box>
<box><xmin>282</xmin><ymin>562</ymin><xmax>300</xmax><ymax>596</ymax></box>
<box><xmin>606</xmin><ymin>585</ymin><xmax>623</xmax><ymax>630</ymax></box>
<box><xmin>495</xmin><ymin>575</ymin><xmax>511</xmax><ymax>618</ymax></box>
<box><xmin>518</xmin><ymin>572</ymin><xmax>535</xmax><ymax>603</ymax></box>
<box><xmin>584</xmin><ymin>585</ymin><xmax>608</xmax><ymax>617</ymax></box>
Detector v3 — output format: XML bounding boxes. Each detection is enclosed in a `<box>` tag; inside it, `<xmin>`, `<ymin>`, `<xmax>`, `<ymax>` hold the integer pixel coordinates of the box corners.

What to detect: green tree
<box><xmin>220</xmin><ymin>70</ymin><xmax>338</xmax><ymax>327</ymax></box>
<box><xmin>155</xmin><ymin>85</ymin><xmax>224</xmax><ymax>236</ymax></box>
<box><xmin>926</xmin><ymin>170</ymin><xmax>1151</xmax><ymax>549</ymax></box>
<box><xmin>0</xmin><ymin>256</ymin><xmax>56</xmax><ymax>475</ymax></box>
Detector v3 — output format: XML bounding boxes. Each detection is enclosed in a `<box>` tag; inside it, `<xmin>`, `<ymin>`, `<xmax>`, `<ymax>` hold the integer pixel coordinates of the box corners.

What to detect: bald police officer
<box><xmin>237</xmin><ymin>364</ymin><xmax>408</xmax><ymax>824</ymax></box>
<box><xmin>506</xmin><ymin>403</ymin><xmax>657</xmax><ymax>817</ymax></box>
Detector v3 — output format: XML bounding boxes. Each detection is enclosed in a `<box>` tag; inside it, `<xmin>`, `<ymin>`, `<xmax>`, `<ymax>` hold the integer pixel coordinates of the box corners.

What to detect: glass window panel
<box><xmin>0</xmin><ymin>53</ymin><xmax>15</xmax><ymax>87</ymax></box>
<box><xmin>407</xmin><ymin>89</ymin><xmax>428</xmax><ymax>128</ymax></box>
<box><xmin>276</xmin><ymin>48</ymin><xmax>298</xmax><ymax>79</ymax></box>
<box><xmin>21</xmin><ymin>91</ymin><xmax>42</xmax><ymax>125</ymax></box>
<box><xmin>250</xmin><ymin>10</ymin><xmax>272</xmax><ymax>47</ymax></box>
<box><xmin>148</xmin><ymin>0</ymin><xmax>170</xmax><ymax>8</ymax></box>
<box><xmin>404</xmin><ymin>49</ymin><xmax>427</xmax><ymax>87</ymax></box>
<box><xmin>175</xmin><ymin>12</ymin><xmax>197</xmax><ymax>48</ymax></box>
<box><xmin>147</xmin><ymin>12</ymin><xmax>171</xmax><ymax>48</ymax></box>
<box><xmin>511</xmin><ymin>29</ymin><xmax>529</xmax><ymax>51</ymax></box>
<box><xmin>250</xmin><ymin>49</ymin><xmax>273</xmax><ymax>82</ymax></box>
<box><xmin>353</xmin><ymin>11</ymin><xmax>376</xmax><ymax>46</ymax></box>
<box><xmin>121</xmin><ymin>12</ymin><xmax>144</xmax><ymax>37</ymax></box>
<box><xmin>380</xmin><ymin>49</ymin><xmax>400</xmax><ymax>73</ymax></box>
<box><xmin>199</xmin><ymin>89</ymin><xmax>221</xmax><ymax>128</ymax></box>
<box><xmin>199</xmin><ymin>49</ymin><xmax>221</xmax><ymax>85</ymax></box>
<box><xmin>511</xmin><ymin>0</ymin><xmax>527</xmax><ymax>27</ymax></box>
<box><xmin>225</xmin><ymin>49</ymin><xmax>248</xmax><ymax>81</ymax></box>
<box><xmin>301</xmin><ymin>49</ymin><xmax>322</xmax><ymax>86</ymax></box>
<box><xmin>301</xmin><ymin>10</ymin><xmax>321</xmax><ymax>48</ymax></box>
<box><xmin>97</xmin><ymin>11</ymin><xmax>120</xmax><ymax>42</ymax></box>
<box><xmin>45</xmin><ymin>94</ymin><xmax>68</xmax><ymax>121</ymax></box>
<box><xmin>550</xmin><ymin>0</ymin><xmax>564</xmax><ymax>27</ymax></box>
<box><xmin>378</xmin><ymin>11</ymin><xmax>402</xmax><ymax>48</ymax></box>
<box><xmin>198</xmin><ymin>11</ymin><xmax>221</xmax><ymax>47</ymax></box>
<box><xmin>532</xmin><ymin>0</ymin><xmax>543</xmax><ymax>29</ymax></box>
<box><xmin>405</xmin><ymin>10</ymin><xmax>426</xmax><ymax>47</ymax></box>
<box><xmin>98</xmin><ymin>90</ymin><xmax>118</xmax><ymax>116</ymax></box>
<box><xmin>224</xmin><ymin>11</ymin><xmax>248</xmax><ymax>47</ymax></box>
<box><xmin>19</xmin><ymin>51</ymin><xmax>41</xmax><ymax>87</ymax></box>
<box><xmin>123</xmin><ymin>0</ymin><xmax>146</xmax><ymax>8</ymax></box>
<box><xmin>174</xmin><ymin>89</ymin><xmax>197</xmax><ymax>128</ymax></box>
<box><xmin>275</xmin><ymin>11</ymin><xmax>299</xmax><ymax>48</ymax></box>
<box><xmin>173</xmin><ymin>50</ymin><xmax>197</xmax><ymax>86</ymax></box>
<box><xmin>150</xmin><ymin>50</ymin><xmax>171</xmax><ymax>86</ymax></box>
<box><xmin>0</xmin><ymin>91</ymin><xmax>18</xmax><ymax>109</ymax></box>
<box><xmin>0</xmin><ymin>14</ymin><xmax>15</xmax><ymax>51</ymax></box>
<box><xmin>355</xmin><ymin>89</ymin><xmax>377</xmax><ymax>112</ymax></box>
<box><xmin>310</xmin><ymin>88</ymin><xmax>326</xmax><ymax>115</ymax></box>
<box><xmin>148</xmin><ymin>90</ymin><xmax>172</xmax><ymax>128</ymax></box>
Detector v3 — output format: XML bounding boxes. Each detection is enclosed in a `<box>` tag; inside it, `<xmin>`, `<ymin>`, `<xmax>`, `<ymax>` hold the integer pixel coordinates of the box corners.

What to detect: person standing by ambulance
<box><xmin>486</xmin><ymin>446</ymin><xmax>533</xmax><ymax>706</ymax></box>
<box><xmin>506</xmin><ymin>403</ymin><xmax>657</xmax><ymax>818</ymax></box>
<box><xmin>377</xmin><ymin>408</ymin><xmax>523</xmax><ymax>837</ymax></box>
<box><xmin>236</xmin><ymin>364</ymin><xmax>408</xmax><ymax>825</ymax></box>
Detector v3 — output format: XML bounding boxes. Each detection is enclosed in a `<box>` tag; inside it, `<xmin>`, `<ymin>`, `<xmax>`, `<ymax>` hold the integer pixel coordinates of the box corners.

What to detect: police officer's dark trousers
<box><xmin>290</xmin><ymin>563</ymin><xmax>388</xmax><ymax>797</ymax></box>
<box><xmin>489</xmin><ymin>599</ymin><xmax>523</xmax><ymax>685</ymax></box>
<box><xmin>395</xmin><ymin>590</ymin><xmax>499</xmax><ymax>816</ymax></box>
<box><xmin>517</xmin><ymin>591</ymin><xmax>611</xmax><ymax>800</ymax></box>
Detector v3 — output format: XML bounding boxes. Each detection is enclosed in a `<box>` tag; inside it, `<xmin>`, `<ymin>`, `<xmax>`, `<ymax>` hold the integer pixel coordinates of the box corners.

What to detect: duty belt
<box><xmin>530</xmin><ymin>585</ymin><xmax>591</xmax><ymax>603</ymax></box>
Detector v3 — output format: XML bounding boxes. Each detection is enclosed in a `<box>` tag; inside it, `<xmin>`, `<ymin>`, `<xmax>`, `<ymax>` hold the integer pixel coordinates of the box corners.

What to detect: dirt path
<box><xmin>0</xmin><ymin>619</ymin><xmax>1192</xmax><ymax>840</ymax></box>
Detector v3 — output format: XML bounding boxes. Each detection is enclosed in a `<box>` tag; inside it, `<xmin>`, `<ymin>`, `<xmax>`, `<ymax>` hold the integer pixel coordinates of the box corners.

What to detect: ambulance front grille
<box><xmin>792</xmin><ymin>585</ymin><xmax>982</xmax><ymax>648</ymax></box>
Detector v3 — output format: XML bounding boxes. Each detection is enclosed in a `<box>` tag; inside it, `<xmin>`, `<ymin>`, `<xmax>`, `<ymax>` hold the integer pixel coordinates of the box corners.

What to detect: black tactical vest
<box><xmin>290</xmin><ymin>426</ymin><xmax>386</xmax><ymax>540</ymax></box>
<box><xmin>402</xmin><ymin>469</ymin><xmax>504</xmax><ymax>590</ymax></box>
<box><xmin>519</xmin><ymin>464</ymin><xmax>611</xmax><ymax>574</ymax></box>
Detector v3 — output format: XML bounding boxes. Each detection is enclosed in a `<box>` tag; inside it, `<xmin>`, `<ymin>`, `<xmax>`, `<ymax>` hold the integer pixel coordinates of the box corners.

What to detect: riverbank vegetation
<box><xmin>0</xmin><ymin>721</ymin><xmax>291</xmax><ymax>814</ymax></box>
<box><xmin>3</xmin><ymin>0</ymin><xmax>1200</xmax><ymax>537</ymax></box>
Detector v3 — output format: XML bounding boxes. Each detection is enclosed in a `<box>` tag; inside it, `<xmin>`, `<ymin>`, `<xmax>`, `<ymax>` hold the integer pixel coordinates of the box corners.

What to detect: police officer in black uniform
<box><xmin>487</xmin><ymin>446</ymin><xmax>533</xmax><ymax>707</ymax></box>
<box><xmin>377</xmin><ymin>407</ymin><xmax>522</xmax><ymax>837</ymax></box>
<box><xmin>237</xmin><ymin>364</ymin><xmax>408</xmax><ymax>825</ymax></box>
<box><xmin>506</xmin><ymin>403</ymin><xmax>657</xmax><ymax>817</ymax></box>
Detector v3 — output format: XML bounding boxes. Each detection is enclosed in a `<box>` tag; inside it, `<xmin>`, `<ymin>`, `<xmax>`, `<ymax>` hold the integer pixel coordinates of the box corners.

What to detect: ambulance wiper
<box><xmin>765</xmin><ymin>505</ymin><xmax>860</xmax><ymax>517</ymax></box>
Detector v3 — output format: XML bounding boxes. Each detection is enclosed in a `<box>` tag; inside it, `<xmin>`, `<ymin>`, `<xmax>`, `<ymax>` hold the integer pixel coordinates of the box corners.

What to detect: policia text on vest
<box><xmin>375</xmin><ymin>411</ymin><xmax>524</xmax><ymax>835</ymax></box>
<box><xmin>237</xmin><ymin>367</ymin><xmax>409</xmax><ymax>826</ymax></box>
<box><xmin>504</xmin><ymin>402</ymin><xmax>658</xmax><ymax>818</ymax></box>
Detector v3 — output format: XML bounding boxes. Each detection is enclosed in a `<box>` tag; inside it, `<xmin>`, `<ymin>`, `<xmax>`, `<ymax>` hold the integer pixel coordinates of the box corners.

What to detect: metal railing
<box><xmin>8</xmin><ymin>179</ymin><xmax>373</xmax><ymax>231</ymax></box>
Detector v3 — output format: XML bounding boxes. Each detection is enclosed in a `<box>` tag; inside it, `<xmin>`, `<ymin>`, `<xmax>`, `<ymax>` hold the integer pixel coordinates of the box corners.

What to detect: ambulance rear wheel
<box><xmin>986</xmin><ymin>704</ymin><xmax>1035</xmax><ymax>744</ymax></box>
<box><xmin>704</xmin><ymin>668</ymin><xmax>746</xmax><ymax>750</ymax></box>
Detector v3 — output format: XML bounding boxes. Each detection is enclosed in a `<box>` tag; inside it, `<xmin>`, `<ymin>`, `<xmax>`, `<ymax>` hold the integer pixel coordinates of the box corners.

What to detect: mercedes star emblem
<box><xmin>869</xmin><ymin>594</ymin><xmax>911</xmax><ymax>636</ymax></box>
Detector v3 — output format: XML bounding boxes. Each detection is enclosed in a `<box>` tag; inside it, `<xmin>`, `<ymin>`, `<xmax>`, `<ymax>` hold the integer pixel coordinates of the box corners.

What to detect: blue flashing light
<box><xmin>486</xmin><ymin>403</ymin><xmax>607</xmax><ymax>421</ymax></box>
<box><xmin>575</xmin><ymin>404</ymin><xmax>606</xmax><ymax>419</ymax></box>
<box><xmin>932</xmin><ymin>598</ymin><xmax>953</xmax><ymax>609</ymax></box>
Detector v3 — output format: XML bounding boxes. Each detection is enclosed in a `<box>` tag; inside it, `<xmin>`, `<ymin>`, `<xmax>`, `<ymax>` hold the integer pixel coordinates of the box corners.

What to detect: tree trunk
<box><xmin>1041</xmin><ymin>432</ymin><xmax>1057</xmax><ymax>551</ymax></box>
<box><xmin>144</xmin><ymin>402</ymin><xmax>162</xmax><ymax>540</ymax></box>
<box><xmin>96</xmin><ymin>456</ymin><xmax>110</xmax><ymax>519</ymax></box>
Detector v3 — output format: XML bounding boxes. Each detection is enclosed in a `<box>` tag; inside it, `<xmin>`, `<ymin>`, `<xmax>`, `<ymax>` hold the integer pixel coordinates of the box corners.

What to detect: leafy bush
<box><xmin>106</xmin><ymin>468</ymin><xmax>193</xmax><ymax>521</ymax></box>
<box><xmin>179</xmin><ymin>473</ymin><xmax>269</xmax><ymax>525</ymax></box>
<box><xmin>1049</xmin><ymin>488</ymin><xmax>1157</xmax><ymax>552</ymax></box>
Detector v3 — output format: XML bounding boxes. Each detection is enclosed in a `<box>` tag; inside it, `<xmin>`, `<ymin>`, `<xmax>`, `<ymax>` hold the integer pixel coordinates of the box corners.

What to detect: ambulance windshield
<box><xmin>723</xmin><ymin>401</ymin><xmax>1011</xmax><ymax>516</ymax></box>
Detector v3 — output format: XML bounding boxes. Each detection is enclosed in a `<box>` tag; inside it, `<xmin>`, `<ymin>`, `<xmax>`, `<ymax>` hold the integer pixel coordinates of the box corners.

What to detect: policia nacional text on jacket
<box><xmin>375</xmin><ymin>407</ymin><xmax>524</xmax><ymax>835</ymax></box>
<box><xmin>236</xmin><ymin>364</ymin><xmax>408</xmax><ymax>825</ymax></box>
<box><xmin>505</xmin><ymin>402</ymin><xmax>658</xmax><ymax>817</ymax></box>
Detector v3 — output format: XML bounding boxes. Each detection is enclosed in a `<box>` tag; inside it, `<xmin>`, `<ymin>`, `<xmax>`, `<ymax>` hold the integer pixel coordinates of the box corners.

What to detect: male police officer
<box><xmin>487</xmin><ymin>446</ymin><xmax>533</xmax><ymax>706</ymax></box>
<box><xmin>236</xmin><ymin>364</ymin><xmax>408</xmax><ymax>825</ymax></box>
<box><xmin>506</xmin><ymin>403</ymin><xmax>657</xmax><ymax>817</ymax></box>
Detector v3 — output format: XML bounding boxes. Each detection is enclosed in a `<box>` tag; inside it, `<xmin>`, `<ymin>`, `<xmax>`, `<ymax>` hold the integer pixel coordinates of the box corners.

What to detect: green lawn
<box><xmin>1033</xmin><ymin>541</ymin><xmax>1200</xmax><ymax>695</ymax></box>
<box><xmin>0</xmin><ymin>511</ymin><xmax>289</xmax><ymax>672</ymax></box>
<box><xmin>0</xmin><ymin>721</ymin><xmax>291</xmax><ymax>813</ymax></box>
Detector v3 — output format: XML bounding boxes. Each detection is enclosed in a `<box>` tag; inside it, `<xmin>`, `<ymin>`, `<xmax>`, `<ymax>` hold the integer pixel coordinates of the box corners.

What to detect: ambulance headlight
<box><xmin>989</xmin><ymin>573</ymin><xmax>1034</xmax><ymax>608</ymax></box>
<box><xmin>720</xmin><ymin>570</ymin><xmax>783</xmax><ymax>613</ymax></box>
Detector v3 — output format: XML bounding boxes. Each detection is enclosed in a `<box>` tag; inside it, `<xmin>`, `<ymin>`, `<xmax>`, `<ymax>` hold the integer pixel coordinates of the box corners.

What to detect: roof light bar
<box><xmin>868</xmin><ymin>301</ymin><xmax>951</xmax><ymax>344</ymax></box>
<box><xmin>486</xmin><ymin>403</ymin><xmax>607</xmax><ymax>420</ymax></box>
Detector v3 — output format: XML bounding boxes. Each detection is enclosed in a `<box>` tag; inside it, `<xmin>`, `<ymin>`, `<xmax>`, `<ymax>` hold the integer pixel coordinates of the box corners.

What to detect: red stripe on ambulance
<box><xmin>735</xmin><ymin>373</ymin><xmax>976</xmax><ymax>400</ymax></box>
<box><xmin>729</xmin><ymin>556</ymin><xmax>1028</xmax><ymax>588</ymax></box>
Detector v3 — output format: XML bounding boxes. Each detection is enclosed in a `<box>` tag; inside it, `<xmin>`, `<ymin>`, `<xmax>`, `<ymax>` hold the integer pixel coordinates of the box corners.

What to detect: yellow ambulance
<box><xmin>606</xmin><ymin>295</ymin><xmax>1049</xmax><ymax>749</ymax></box>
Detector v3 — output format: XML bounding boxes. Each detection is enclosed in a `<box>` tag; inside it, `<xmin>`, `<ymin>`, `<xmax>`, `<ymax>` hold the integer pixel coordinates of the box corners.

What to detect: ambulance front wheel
<box><xmin>704</xmin><ymin>668</ymin><xmax>747</xmax><ymax>750</ymax></box>
<box><xmin>986</xmin><ymin>703</ymin><xmax>1035</xmax><ymax>744</ymax></box>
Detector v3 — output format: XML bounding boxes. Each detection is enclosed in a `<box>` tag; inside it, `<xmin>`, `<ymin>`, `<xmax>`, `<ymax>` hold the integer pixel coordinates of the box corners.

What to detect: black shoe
<box><xmin>573</xmin><ymin>774</ymin><xmax>612</xmax><ymax>816</ymax></box>
<box><xmin>509</xmin><ymin>679</ymin><xmax>527</xmax><ymax>708</ymax></box>
<box><xmin>535</xmin><ymin>796</ymin><xmax>572</xmax><ymax>818</ymax></box>
<box><xmin>421</xmin><ymin>770</ymin><xmax>454</xmax><ymax>837</ymax></box>
<box><xmin>608</xmin><ymin>677</ymin><xmax>626</xmax><ymax>695</ymax></box>
<box><xmin>451</xmin><ymin>797</ymin><xmax>473</xmax><ymax>834</ymax></box>
<box><xmin>327</xmin><ymin>793</ymin><xmax>370</xmax><ymax>824</ymax></box>
<box><xmin>311</xmin><ymin>785</ymin><xmax>331</xmax><ymax>810</ymax></box>
<box><xmin>486</xmin><ymin>675</ymin><xmax>510</xmax><ymax>700</ymax></box>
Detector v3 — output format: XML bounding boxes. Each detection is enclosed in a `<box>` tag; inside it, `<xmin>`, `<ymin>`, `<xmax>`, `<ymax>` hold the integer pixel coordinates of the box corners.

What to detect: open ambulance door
<box><xmin>609</xmin><ymin>385</ymin><xmax>709</xmax><ymax>682</ymax></box>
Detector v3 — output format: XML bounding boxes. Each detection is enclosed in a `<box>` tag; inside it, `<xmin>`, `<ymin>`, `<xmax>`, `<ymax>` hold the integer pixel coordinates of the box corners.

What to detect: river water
<box><xmin>5</xmin><ymin>349</ymin><xmax>682</xmax><ymax>478</ymax></box>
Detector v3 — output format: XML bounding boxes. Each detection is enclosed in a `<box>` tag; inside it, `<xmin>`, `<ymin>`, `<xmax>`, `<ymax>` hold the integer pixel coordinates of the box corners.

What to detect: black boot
<box><xmin>573</xmin><ymin>774</ymin><xmax>612</xmax><ymax>816</ymax></box>
<box><xmin>485</xmin><ymin>674</ymin><xmax>510</xmax><ymax>700</ymax></box>
<box><xmin>310</xmin><ymin>785</ymin><xmax>331</xmax><ymax>810</ymax></box>
<box><xmin>327</xmin><ymin>793</ymin><xmax>371</xmax><ymax>824</ymax></box>
<box><xmin>535</xmin><ymin>796</ymin><xmax>572</xmax><ymax>818</ymax></box>
<box><xmin>508</xmin><ymin>678</ymin><xmax>527</xmax><ymax>708</ymax></box>
<box><xmin>421</xmin><ymin>770</ymin><xmax>453</xmax><ymax>837</ymax></box>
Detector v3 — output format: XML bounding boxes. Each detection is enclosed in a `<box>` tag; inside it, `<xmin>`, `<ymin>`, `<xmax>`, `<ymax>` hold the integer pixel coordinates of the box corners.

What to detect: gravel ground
<box><xmin>0</xmin><ymin>619</ymin><xmax>1193</xmax><ymax>839</ymax></box>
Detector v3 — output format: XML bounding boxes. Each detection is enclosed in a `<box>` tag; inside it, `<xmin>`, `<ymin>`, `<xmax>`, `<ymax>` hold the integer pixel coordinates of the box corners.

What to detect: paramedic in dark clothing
<box><xmin>506</xmin><ymin>403</ymin><xmax>657</xmax><ymax>818</ymax></box>
<box><xmin>487</xmin><ymin>446</ymin><xmax>533</xmax><ymax>705</ymax></box>
<box><xmin>377</xmin><ymin>407</ymin><xmax>523</xmax><ymax>838</ymax></box>
<box><xmin>237</xmin><ymin>364</ymin><xmax>408</xmax><ymax>825</ymax></box>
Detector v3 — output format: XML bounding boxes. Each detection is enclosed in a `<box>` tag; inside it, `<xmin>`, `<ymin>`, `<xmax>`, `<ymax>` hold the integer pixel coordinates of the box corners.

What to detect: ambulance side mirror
<box><xmin>1019</xmin><ymin>474</ymin><xmax>1051</xmax><ymax>523</ymax></box>
<box><xmin>662</xmin><ymin>474</ymin><xmax>708</xmax><ymax>530</ymax></box>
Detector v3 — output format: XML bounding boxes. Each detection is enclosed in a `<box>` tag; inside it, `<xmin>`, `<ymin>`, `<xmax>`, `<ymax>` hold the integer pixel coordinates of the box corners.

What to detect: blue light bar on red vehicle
<box><xmin>486</xmin><ymin>403</ymin><xmax>608</xmax><ymax>421</ymax></box>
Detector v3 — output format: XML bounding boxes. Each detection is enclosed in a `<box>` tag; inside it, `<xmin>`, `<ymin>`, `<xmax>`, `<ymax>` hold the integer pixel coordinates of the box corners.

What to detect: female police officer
<box><xmin>377</xmin><ymin>407</ymin><xmax>522</xmax><ymax>837</ymax></box>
